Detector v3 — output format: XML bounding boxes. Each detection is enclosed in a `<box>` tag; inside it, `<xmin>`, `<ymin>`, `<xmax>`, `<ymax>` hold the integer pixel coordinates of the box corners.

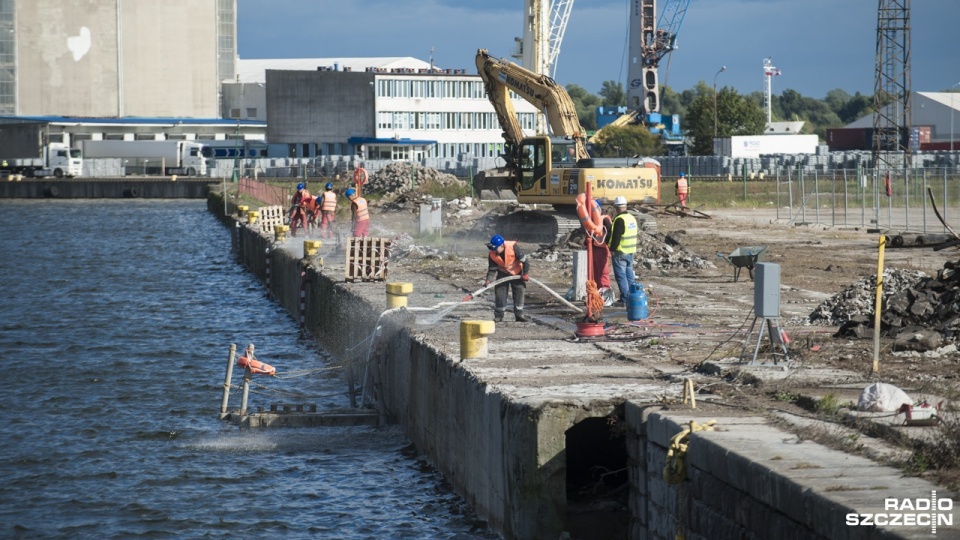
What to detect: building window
<box><xmin>246</xmin><ymin>108</ymin><xmax>257</xmax><ymax>118</ymax></box>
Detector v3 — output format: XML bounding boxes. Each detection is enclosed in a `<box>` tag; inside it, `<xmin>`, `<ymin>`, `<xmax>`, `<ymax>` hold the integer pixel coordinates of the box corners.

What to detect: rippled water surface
<box><xmin>0</xmin><ymin>200</ymin><xmax>494</xmax><ymax>539</ymax></box>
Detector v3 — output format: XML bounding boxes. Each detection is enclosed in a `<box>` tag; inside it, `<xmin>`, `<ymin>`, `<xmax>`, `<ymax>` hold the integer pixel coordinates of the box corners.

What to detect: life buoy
<box><xmin>353</xmin><ymin>167</ymin><xmax>368</xmax><ymax>186</ymax></box>
<box><xmin>575</xmin><ymin>194</ymin><xmax>604</xmax><ymax>242</ymax></box>
<box><xmin>237</xmin><ymin>355</ymin><xmax>276</xmax><ymax>376</ymax></box>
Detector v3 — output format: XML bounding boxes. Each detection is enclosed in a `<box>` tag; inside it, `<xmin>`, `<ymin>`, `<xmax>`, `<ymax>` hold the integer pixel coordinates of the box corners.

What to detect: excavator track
<box><xmin>494</xmin><ymin>208</ymin><xmax>657</xmax><ymax>245</ymax></box>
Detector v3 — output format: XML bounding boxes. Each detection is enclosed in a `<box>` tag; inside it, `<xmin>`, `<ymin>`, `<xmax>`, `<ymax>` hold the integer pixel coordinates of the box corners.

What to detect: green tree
<box><xmin>589</xmin><ymin>124</ymin><xmax>663</xmax><ymax>157</ymax></box>
<box><xmin>686</xmin><ymin>86</ymin><xmax>765</xmax><ymax>155</ymax></box>
<box><xmin>566</xmin><ymin>84</ymin><xmax>600</xmax><ymax>130</ymax></box>
<box><xmin>659</xmin><ymin>85</ymin><xmax>687</xmax><ymax>118</ymax></box>
<box><xmin>837</xmin><ymin>92</ymin><xmax>873</xmax><ymax>124</ymax></box>
<box><xmin>598</xmin><ymin>80</ymin><xmax>626</xmax><ymax>107</ymax></box>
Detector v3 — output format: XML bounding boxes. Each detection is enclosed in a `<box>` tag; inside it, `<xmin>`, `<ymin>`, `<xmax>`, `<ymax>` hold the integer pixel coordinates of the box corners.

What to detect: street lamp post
<box><xmin>952</xmin><ymin>82</ymin><xmax>960</xmax><ymax>153</ymax></box>
<box><xmin>713</xmin><ymin>66</ymin><xmax>727</xmax><ymax>141</ymax></box>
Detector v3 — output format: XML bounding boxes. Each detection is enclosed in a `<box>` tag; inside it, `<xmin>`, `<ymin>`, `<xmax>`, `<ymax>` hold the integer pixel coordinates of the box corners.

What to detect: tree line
<box><xmin>566</xmin><ymin>81</ymin><xmax>876</xmax><ymax>156</ymax></box>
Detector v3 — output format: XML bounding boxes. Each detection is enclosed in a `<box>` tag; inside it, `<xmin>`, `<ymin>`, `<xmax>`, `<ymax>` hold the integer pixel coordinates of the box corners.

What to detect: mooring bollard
<box><xmin>304</xmin><ymin>240</ymin><xmax>321</xmax><ymax>257</ymax></box>
<box><xmin>460</xmin><ymin>320</ymin><xmax>495</xmax><ymax>360</ymax></box>
<box><xmin>247</xmin><ymin>210</ymin><xmax>259</xmax><ymax>224</ymax></box>
<box><xmin>237</xmin><ymin>205</ymin><xmax>249</xmax><ymax>218</ymax></box>
<box><xmin>274</xmin><ymin>224</ymin><xmax>289</xmax><ymax>242</ymax></box>
<box><xmin>386</xmin><ymin>282</ymin><xmax>413</xmax><ymax>308</ymax></box>
<box><xmin>220</xmin><ymin>343</ymin><xmax>237</xmax><ymax>419</ymax></box>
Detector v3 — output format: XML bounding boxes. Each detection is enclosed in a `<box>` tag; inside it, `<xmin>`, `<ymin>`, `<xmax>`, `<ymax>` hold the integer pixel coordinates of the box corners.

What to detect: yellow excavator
<box><xmin>474</xmin><ymin>49</ymin><xmax>661</xmax><ymax>243</ymax></box>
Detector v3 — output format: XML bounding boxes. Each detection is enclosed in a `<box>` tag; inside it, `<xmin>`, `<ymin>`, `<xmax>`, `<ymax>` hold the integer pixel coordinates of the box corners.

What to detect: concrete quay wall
<box><xmin>0</xmin><ymin>177</ymin><xmax>214</xmax><ymax>198</ymax></box>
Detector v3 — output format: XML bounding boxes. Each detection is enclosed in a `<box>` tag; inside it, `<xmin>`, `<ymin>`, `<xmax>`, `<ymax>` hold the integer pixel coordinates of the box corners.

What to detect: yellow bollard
<box><xmin>237</xmin><ymin>205</ymin><xmax>249</xmax><ymax>218</ymax></box>
<box><xmin>170</xmin><ymin>175</ymin><xmax>178</xmax><ymax>182</ymax></box>
<box><xmin>460</xmin><ymin>320</ymin><xmax>495</xmax><ymax>360</ymax></box>
<box><xmin>247</xmin><ymin>210</ymin><xmax>259</xmax><ymax>224</ymax></box>
<box><xmin>274</xmin><ymin>224</ymin><xmax>289</xmax><ymax>242</ymax></box>
<box><xmin>385</xmin><ymin>282</ymin><xmax>413</xmax><ymax>308</ymax></box>
<box><xmin>304</xmin><ymin>240</ymin><xmax>322</xmax><ymax>256</ymax></box>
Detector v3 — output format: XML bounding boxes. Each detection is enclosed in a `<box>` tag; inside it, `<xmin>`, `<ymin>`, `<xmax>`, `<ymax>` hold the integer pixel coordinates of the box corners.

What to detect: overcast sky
<box><xmin>238</xmin><ymin>0</ymin><xmax>960</xmax><ymax>100</ymax></box>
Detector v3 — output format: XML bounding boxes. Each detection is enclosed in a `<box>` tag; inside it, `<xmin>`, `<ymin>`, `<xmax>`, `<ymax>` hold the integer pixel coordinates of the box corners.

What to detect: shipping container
<box><xmin>718</xmin><ymin>135</ymin><xmax>819</xmax><ymax>158</ymax></box>
<box><xmin>826</xmin><ymin>128</ymin><xmax>869</xmax><ymax>151</ymax></box>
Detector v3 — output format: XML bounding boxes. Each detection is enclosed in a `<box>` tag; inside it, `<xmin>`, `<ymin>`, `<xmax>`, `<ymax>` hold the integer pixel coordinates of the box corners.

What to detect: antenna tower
<box><xmin>872</xmin><ymin>0</ymin><xmax>911</xmax><ymax>169</ymax></box>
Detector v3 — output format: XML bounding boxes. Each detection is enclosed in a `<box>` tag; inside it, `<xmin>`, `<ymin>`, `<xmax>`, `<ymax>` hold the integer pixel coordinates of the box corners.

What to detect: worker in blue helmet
<box><xmin>318</xmin><ymin>181</ymin><xmax>338</xmax><ymax>238</ymax></box>
<box><xmin>676</xmin><ymin>172</ymin><xmax>689</xmax><ymax>209</ymax></box>
<box><xmin>484</xmin><ymin>234</ymin><xmax>530</xmax><ymax>323</ymax></box>
<box><xmin>289</xmin><ymin>182</ymin><xmax>311</xmax><ymax>237</ymax></box>
<box><xmin>345</xmin><ymin>187</ymin><xmax>370</xmax><ymax>237</ymax></box>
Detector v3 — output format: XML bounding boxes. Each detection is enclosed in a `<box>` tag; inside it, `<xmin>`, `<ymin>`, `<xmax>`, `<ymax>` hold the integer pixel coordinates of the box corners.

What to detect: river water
<box><xmin>0</xmin><ymin>200</ymin><xmax>495</xmax><ymax>539</ymax></box>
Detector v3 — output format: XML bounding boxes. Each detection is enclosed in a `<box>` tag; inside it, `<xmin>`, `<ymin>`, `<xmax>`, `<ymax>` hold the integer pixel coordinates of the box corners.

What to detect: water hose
<box><xmin>463</xmin><ymin>275</ymin><xmax>582</xmax><ymax>314</ymax></box>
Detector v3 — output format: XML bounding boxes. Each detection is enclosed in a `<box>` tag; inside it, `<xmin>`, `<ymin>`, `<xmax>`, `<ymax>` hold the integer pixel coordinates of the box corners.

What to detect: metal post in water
<box><xmin>240</xmin><ymin>373</ymin><xmax>251</xmax><ymax>417</ymax></box>
<box><xmin>219</xmin><ymin>343</ymin><xmax>237</xmax><ymax>419</ymax></box>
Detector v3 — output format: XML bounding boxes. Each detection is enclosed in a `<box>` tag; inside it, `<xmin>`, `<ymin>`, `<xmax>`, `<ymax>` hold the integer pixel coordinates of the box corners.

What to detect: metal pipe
<box><xmin>219</xmin><ymin>343</ymin><xmax>236</xmax><ymax>419</ymax></box>
<box><xmin>240</xmin><ymin>374</ymin><xmax>251</xmax><ymax>417</ymax></box>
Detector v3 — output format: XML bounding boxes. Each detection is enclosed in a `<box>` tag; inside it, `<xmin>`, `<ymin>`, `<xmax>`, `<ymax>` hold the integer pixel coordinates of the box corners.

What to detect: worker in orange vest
<box><xmin>484</xmin><ymin>234</ymin><xmax>530</xmax><ymax>323</ymax></box>
<box><xmin>318</xmin><ymin>182</ymin><xmax>338</xmax><ymax>238</ymax></box>
<box><xmin>290</xmin><ymin>182</ymin><xmax>311</xmax><ymax>237</ymax></box>
<box><xmin>346</xmin><ymin>188</ymin><xmax>369</xmax><ymax>237</ymax></box>
<box><xmin>676</xmin><ymin>172</ymin><xmax>689</xmax><ymax>209</ymax></box>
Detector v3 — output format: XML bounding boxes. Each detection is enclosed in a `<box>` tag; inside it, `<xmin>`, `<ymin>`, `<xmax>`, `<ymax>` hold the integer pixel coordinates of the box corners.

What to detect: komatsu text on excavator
<box><xmin>474</xmin><ymin>49</ymin><xmax>661</xmax><ymax>243</ymax></box>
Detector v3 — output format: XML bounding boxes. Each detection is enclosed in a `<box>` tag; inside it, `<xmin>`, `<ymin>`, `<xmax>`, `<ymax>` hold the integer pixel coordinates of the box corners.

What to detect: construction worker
<box><xmin>484</xmin><ymin>234</ymin><xmax>530</xmax><ymax>323</ymax></box>
<box><xmin>607</xmin><ymin>196</ymin><xmax>638</xmax><ymax>305</ymax></box>
<box><xmin>591</xmin><ymin>199</ymin><xmax>613</xmax><ymax>292</ymax></box>
<box><xmin>319</xmin><ymin>182</ymin><xmax>337</xmax><ymax>238</ymax></box>
<box><xmin>290</xmin><ymin>182</ymin><xmax>311</xmax><ymax>237</ymax></box>
<box><xmin>345</xmin><ymin>188</ymin><xmax>369</xmax><ymax>237</ymax></box>
<box><xmin>676</xmin><ymin>172</ymin><xmax>689</xmax><ymax>209</ymax></box>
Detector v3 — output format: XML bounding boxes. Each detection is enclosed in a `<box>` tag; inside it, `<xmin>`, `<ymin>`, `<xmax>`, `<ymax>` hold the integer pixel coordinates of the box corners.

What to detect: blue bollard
<box><xmin>626</xmin><ymin>282</ymin><xmax>648</xmax><ymax>321</ymax></box>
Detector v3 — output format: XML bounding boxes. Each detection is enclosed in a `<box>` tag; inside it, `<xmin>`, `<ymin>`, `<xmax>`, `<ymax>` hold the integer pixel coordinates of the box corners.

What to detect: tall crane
<box><xmin>512</xmin><ymin>0</ymin><xmax>575</xmax><ymax>134</ymax></box>
<box><xmin>626</xmin><ymin>0</ymin><xmax>691</xmax><ymax>116</ymax></box>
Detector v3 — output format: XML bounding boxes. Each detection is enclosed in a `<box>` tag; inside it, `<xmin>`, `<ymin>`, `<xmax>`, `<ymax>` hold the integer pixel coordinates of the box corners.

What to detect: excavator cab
<box><xmin>517</xmin><ymin>137</ymin><xmax>549</xmax><ymax>192</ymax></box>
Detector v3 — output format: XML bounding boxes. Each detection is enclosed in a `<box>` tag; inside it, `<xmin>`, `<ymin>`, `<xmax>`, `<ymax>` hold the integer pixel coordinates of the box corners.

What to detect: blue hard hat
<box><xmin>297</xmin><ymin>183</ymin><xmax>305</xmax><ymax>190</ymax></box>
<box><xmin>325</xmin><ymin>182</ymin><xmax>333</xmax><ymax>190</ymax></box>
<box><xmin>595</xmin><ymin>199</ymin><xmax>602</xmax><ymax>208</ymax></box>
<box><xmin>345</xmin><ymin>188</ymin><xmax>356</xmax><ymax>197</ymax></box>
<box><xmin>489</xmin><ymin>234</ymin><xmax>505</xmax><ymax>249</ymax></box>
<box><xmin>679</xmin><ymin>172</ymin><xmax>686</xmax><ymax>177</ymax></box>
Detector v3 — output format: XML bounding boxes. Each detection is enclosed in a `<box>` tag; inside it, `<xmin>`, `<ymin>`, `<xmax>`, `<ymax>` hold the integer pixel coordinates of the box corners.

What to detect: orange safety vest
<box><xmin>321</xmin><ymin>190</ymin><xmax>337</xmax><ymax>212</ymax></box>
<box><xmin>489</xmin><ymin>241</ymin><xmax>523</xmax><ymax>275</ymax></box>
<box><xmin>352</xmin><ymin>197</ymin><xmax>369</xmax><ymax>222</ymax></box>
<box><xmin>302</xmin><ymin>196</ymin><xmax>320</xmax><ymax>213</ymax></box>
<box><xmin>676</xmin><ymin>177</ymin><xmax>689</xmax><ymax>195</ymax></box>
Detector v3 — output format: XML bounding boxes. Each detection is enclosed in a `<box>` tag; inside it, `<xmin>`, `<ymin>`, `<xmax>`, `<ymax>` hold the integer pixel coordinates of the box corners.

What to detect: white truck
<box><xmin>0</xmin><ymin>123</ymin><xmax>83</xmax><ymax>178</ymax></box>
<box><xmin>82</xmin><ymin>140</ymin><xmax>207</xmax><ymax>176</ymax></box>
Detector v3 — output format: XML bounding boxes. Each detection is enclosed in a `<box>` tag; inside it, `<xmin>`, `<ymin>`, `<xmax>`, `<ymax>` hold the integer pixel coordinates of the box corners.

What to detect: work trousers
<box><xmin>352</xmin><ymin>219</ymin><xmax>370</xmax><ymax>237</ymax></box>
<box><xmin>494</xmin><ymin>277</ymin><xmax>525</xmax><ymax>319</ymax></box>
<box><xmin>290</xmin><ymin>209</ymin><xmax>308</xmax><ymax>237</ymax></box>
<box><xmin>320</xmin><ymin>211</ymin><xmax>335</xmax><ymax>238</ymax></box>
<box><xmin>611</xmin><ymin>251</ymin><xmax>636</xmax><ymax>300</ymax></box>
<box><xmin>591</xmin><ymin>243</ymin><xmax>611</xmax><ymax>289</ymax></box>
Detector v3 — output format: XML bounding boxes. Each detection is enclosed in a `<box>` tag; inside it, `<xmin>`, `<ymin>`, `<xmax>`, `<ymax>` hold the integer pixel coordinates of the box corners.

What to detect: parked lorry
<box><xmin>81</xmin><ymin>140</ymin><xmax>207</xmax><ymax>176</ymax></box>
<box><xmin>0</xmin><ymin>123</ymin><xmax>83</xmax><ymax>178</ymax></box>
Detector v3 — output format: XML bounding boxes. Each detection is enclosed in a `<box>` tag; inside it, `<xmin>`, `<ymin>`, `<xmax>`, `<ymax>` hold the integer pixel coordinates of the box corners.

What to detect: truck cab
<box><xmin>47</xmin><ymin>143</ymin><xmax>83</xmax><ymax>177</ymax></box>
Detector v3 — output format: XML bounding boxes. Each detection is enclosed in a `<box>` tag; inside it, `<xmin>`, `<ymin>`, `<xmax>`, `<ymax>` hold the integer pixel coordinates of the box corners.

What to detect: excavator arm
<box><xmin>476</xmin><ymin>49</ymin><xmax>590</xmax><ymax>161</ymax></box>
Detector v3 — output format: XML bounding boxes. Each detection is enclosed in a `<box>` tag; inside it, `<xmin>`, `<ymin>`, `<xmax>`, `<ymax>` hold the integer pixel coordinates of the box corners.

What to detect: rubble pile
<box><xmin>808</xmin><ymin>269</ymin><xmax>926</xmax><ymax>326</ymax></box>
<box><xmin>810</xmin><ymin>262</ymin><xmax>960</xmax><ymax>351</ymax></box>
<box><xmin>365</xmin><ymin>163</ymin><xmax>465</xmax><ymax>196</ymax></box>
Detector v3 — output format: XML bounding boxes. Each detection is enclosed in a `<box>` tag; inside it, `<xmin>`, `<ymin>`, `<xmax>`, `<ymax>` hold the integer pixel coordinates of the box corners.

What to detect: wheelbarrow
<box><xmin>717</xmin><ymin>245</ymin><xmax>767</xmax><ymax>282</ymax></box>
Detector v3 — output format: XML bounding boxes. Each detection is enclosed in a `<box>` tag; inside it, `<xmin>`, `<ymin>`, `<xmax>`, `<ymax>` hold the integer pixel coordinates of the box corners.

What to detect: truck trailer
<box><xmin>82</xmin><ymin>140</ymin><xmax>207</xmax><ymax>176</ymax></box>
<box><xmin>0</xmin><ymin>123</ymin><xmax>83</xmax><ymax>178</ymax></box>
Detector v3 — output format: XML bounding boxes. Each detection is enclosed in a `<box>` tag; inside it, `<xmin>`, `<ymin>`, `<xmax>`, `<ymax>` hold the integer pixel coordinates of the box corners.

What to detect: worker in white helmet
<box><xmin>607</xmin><ymin>196</ymin><xmax>638</xmax><ymax>305</ymax></box>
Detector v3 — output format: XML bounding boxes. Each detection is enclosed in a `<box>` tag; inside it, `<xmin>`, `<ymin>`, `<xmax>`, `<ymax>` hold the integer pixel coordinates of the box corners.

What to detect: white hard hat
<box><xmin>613</xmin><ymin>196</ymin><xmax>628</xmax><ymax>206</ymax></box>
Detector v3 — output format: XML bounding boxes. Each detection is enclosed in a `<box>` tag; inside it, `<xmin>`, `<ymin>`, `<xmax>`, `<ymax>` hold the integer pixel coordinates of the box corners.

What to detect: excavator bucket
<box><xmin>473</xmin><ymin>168</ymin><xmax>517</xmax><ymax>202</ymax></box>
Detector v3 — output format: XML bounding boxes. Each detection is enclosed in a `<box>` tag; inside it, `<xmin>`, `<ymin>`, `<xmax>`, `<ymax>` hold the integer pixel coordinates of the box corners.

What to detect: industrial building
<box><xmin>827</xmin><ymin>92</ymin><xmax>960</xmax><ymax>152</ymax></box>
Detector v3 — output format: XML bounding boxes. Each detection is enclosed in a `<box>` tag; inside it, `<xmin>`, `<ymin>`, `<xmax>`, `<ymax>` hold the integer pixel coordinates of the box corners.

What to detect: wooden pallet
<box><xmin>345</xmin><ymin>237</ymin><xmax>391</xmax><ymax>282</ymax></box>
<box><xmin>257</xmin><ymin>205</ymin><xmax>286</xmax><ymax>235</ymax></box>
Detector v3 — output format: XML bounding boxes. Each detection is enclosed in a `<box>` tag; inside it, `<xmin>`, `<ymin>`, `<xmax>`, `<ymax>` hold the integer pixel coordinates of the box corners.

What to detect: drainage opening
<box><xmin>565</xmin><ymin>413</ymin><xmax>628</xmax><ymax>539</ymax></box>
